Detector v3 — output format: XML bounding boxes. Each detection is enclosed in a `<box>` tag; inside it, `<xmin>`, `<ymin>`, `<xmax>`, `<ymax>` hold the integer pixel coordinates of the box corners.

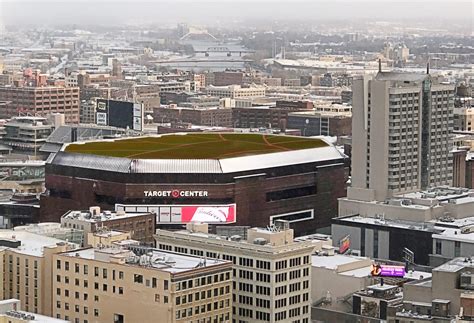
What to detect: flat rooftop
<box><xmin>61</xmin><ymin>247</ymin><xmax>229</xmax><ymax>274</ymax></box>
<box><xmin>311</xmin><ymin>254</ymin><xmax>369</xmax><ymax>270</ymax></box>
<box><xmin>62</xmin><ymin>209</ymin><xmax>150</xmax><ymax>223</ymax></box>
<box><xmin>435</xmin><ymin>257</ymin><xmax>474</xmax><ymax>273</ymax></box>
<box><xmin>64</xmin><ymin>133</ymin><xmax>328</xmax><ymax>159</ymax></box>
<box><xmin>334</xmin><ymin>215</ymin><xmax>439</xmax><ymax>232</ymax></box>
<box><xmin>0</xmin><ymin>231</ymin><xmax>77</xmax><ymax>257</ymax></box>
<box><xmin>156</xmin><ymin>227</ymin><xmax>315</xmax><ymax>254</ymax></box>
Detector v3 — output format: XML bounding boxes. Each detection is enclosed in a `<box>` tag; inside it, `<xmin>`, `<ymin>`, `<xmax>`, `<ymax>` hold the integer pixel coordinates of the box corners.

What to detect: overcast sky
<box><xmin>0</xmin><ymin>0</ymin><xmax>472</xmax><ymax>26</ymax></box>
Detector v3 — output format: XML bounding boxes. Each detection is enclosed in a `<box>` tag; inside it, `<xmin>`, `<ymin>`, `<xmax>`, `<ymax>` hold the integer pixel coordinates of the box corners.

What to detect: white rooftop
<box><xmin>62</xmin><ymin>209</ymin><xmax>149</xmax><ymax>223</ymax></box>
<box><xmin>0</xmin><ymin>231</ymin><xmax>77</xmax><ymax>257</ymax></box>
<box><xmin>435</xmin><ymin>257</ymin><xmax>474</xmax><ymax>273</ymax></box>
<box><xmin>311</xmin><ymin>254</ymin><xmax>368</xmax><ymax>270</ymax></box>
<box><xmin>61</xmin><ymin>248</ymin><xmax>229</xmax><ymax>274</ymax></box>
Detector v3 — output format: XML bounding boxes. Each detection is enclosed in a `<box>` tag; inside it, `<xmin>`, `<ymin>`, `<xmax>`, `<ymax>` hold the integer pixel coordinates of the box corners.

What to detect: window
<box><xmin>134</xmin><ymin>274</ymin><xmax>143</xmax><ymax>284</ymax></box>
<box><xmin>56</xmin><ymin>260</ymin><xmax>61</xmax><ymax>270</ymax></box>
<box><xmin>454</xmin><ymin>241</ymin><xmax>461</xmax><ymax>257</ymax></box>
<box><xmin>435</xmin><ymin>240</ymin><xmax>442</xmax><ymax>255</ymax></box>
<box><xmin>113</xmin><ymin>314</ymin><xmax>124</xmax><ymax>323</ymax></box>
<box><xmin>84</xmin><ymin>265</ymin><xmax>88</xmax><ymax>275</ymax></box>
<box><xmin>94</xmin><ymin>309</ymin><xmax>99</xmax><ymax>317</ymax></box>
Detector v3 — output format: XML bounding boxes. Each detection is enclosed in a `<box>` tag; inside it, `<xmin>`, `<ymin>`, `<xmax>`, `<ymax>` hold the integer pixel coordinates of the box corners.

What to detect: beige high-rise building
<box><xmin>0</xmin><ymin>231</ymin><xmax>78</xmax><ymax>316</ymax></box>
<box><xmin>52</xmin><ymin>246</ymin><xmax>232</xmax><ymax>323</ymax></box>
<box><xmin>155</xmin><ymin>222</ymin><xmax>314</xmax><ymax>323</ymax></box>
<box><xmin>348</xmin><ymin>70</ymin><xmax>455</xmax><ymax>203</ymax></box>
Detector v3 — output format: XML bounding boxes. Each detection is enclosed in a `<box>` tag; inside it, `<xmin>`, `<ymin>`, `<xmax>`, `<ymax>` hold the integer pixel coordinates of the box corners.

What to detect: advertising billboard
<box><xmin>339</xmin><ymin>235</ymin><xmax>350</xmax><ymax>254</ymax></box>
<box><xmin>115</xmin><ymin>204</ymin><xmax>236</xmax><ymax>224</ymax></box>
<box><xmin>371</xmin><ymin>264</ymin><xmax>405</xmax><ymax>278</ymax></box>
<box><xmin>95</xmin><ymin>99</ymin><xmax>143</xmax><ymax>131</ymax></box>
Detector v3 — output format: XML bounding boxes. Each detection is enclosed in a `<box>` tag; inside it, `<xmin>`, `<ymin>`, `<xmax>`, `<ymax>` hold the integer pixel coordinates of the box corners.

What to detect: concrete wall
<box><xmin>331</xmin><ymin>224</ymin><xmax>362</xmax><ymax>252</ymax></box>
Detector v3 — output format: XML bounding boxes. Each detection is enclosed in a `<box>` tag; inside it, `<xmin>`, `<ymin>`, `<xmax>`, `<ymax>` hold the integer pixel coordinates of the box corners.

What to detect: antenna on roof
<box><xmin>378</xmin><ymin>59</ymin><xmax>382</xmax><ymax>73</ymax></box>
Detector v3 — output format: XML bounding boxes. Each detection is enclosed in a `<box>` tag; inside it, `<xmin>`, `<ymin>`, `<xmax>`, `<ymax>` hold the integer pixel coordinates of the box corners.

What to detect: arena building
<box><xmin>40</xmin><ymin>133</ymin><xmax>347</xmax><ymax>235</ymax></box>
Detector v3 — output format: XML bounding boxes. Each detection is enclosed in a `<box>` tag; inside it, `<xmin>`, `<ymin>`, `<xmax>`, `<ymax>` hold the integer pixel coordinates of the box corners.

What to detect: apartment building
<box><xmin>391</xmin><ymin>257</ymin><xmax>474</xmax><ymax>322</ymax></box>
<box><xmin>349</xmin><ymin>69</ymin><xmax>455</xmax><ymax>203</ymax></box>
<box><xmin>61</xmin><ymin>207</ymin><xmax>156</xmax><ymax>246</ymax></box>
<box><xmin>155</xmin><ymin>221</ymin><xmax>314</xmax><ymax>323</ymax></box>
<box><xmin>52</xmin><ymin>246</ymin><xmax>233</xmax><ymax>323</ymax></box>
<box><xmin>0</xmin><ymin>86</ymin><xmax>80</xmax><ymax>123</ymax></box>
<box><xmin>0</xmin><ymin>231</ymin><xmax>78</xmax><ymax>316</ymax></box>
<box><xmin>206</xmin><ymin>85</ymin><xmax>265</xmax><ymax>99</ymax></box>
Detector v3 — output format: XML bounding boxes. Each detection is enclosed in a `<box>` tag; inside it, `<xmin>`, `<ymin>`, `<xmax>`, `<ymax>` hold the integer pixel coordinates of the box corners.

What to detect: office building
<box><xmin>0</xmin><ymin>86</ymin><xmax>80</xmax><ymax>123</ymax></box>
<box><xmin>390</xmin><ymin>257</ymin><xmax>474</xmax><ymax>322</ymax></box>
<box><xmin>0</xmin><ymin>231</ymin><xmax>78</xmax><ymax>316</ymax></box>
<box><xmin>154</xmin><ymin>106</ymin><xmax>233</xmax><ymax>127</ymax></box>
<box><xmin>155</xmin><ymin>221</ymin><xmax>314</xmax><ymax>323</ymax></box>
<box><xmin>213</xmin><ymin>71</ymin><xmax>244</xmax><ymax>86</ymax></box>
<box><xmin>352</xmin><ymin>284</ymin><xmax>403</xmax><ymax>321</ymax></box>
<box><xmin>52</xmin><ymin>246</ymin><xmax>232</xmax><ymax>323</ymax></box>
<box><xmin>60</xmin><ymin>207</ymin><xmax>156</xmax><ymax>245</ymax></box>
<box><xmin>334</xmin><ymin>187</ymin><xmax>474</xmax><ymax>266</ymax></box>
<box><xmin>347</xmin><ymin>69</ymin><xmax>455</xmax><ymax>206</ymax></box>
<box><xmin>287</xmin><ymin>111</ymin><xmax>351</xmax><ymax>137</ymax></box>
<box><xmin>0</xmin><ymin>299</ymin><xmax>68</xmax><ymax>323</ymax></box>
<box><xmin>206</xmin><ymin>85</ymin><xmax>265</xmax><ymax>99</ymax></box>
<box><xmin>79</xmin><ymin>100</ymin><xmax>96</xmax><ymax>124</ymax></box>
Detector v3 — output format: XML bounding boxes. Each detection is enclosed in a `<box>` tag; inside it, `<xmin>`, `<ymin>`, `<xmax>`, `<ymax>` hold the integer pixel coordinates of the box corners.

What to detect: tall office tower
<box><xmin>348</xmin><ymin>66</ymin><xmax>455</xmax><ymax>202</ymax></box>
<box><xmin>156</xmin><ymin>222</ymin><xmax>314</xmax><ymax>323</ymax></box>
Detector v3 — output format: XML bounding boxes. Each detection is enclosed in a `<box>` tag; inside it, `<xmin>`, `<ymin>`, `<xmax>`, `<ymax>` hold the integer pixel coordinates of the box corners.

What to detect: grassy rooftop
<box><xmin>64</xmin><ymin>133</ymin><xmax>328</xmax><ymax>159</ymax></box>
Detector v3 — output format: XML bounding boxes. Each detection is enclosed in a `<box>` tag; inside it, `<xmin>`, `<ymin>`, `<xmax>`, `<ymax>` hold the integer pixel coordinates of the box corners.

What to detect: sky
<box><xmin>0</xmin><ymin>0</ymin><xmax>472</xmax><ymax>26</ymax></box>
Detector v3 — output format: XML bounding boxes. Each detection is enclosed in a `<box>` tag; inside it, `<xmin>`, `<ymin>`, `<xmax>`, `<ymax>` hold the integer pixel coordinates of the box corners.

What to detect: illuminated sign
<box><xmin>339</xmin><ymin>235</ymin><xmax>350</xmax><ymax>254</ymax></box>
<box><xmin>371</xmin><ymin>264</ymin><xmax>405</xmax><ymax>278</ymax></box>
<box><xmin>144</xmin><ymin>190</ymin><xmax>209</xmax><ymax>198</ymax></box>
<box><xmin>115</xmin><ymin>204</ymin><xmax>236</xmax><ymax>224</ymax></box>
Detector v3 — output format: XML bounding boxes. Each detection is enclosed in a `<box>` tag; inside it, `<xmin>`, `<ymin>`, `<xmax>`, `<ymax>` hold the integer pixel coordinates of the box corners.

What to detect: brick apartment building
<box><xmin>0</xmin><ymin>86</ymin><xmax>80</xmax><ymax>123</ymax></box>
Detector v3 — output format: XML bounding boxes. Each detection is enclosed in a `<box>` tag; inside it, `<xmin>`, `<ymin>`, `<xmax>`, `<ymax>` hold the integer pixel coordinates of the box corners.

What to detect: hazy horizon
<box><xmin>1</xmin><ymin>0</ymin><xmax>472</xmax><ymax>27</ymax></box>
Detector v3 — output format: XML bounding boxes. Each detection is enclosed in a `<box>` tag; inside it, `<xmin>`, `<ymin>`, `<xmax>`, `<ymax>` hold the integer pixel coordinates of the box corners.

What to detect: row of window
<box><xmin>176</xmin><ymin>286</ymin><xmax>230</xmax><ymax>305</ymax></box>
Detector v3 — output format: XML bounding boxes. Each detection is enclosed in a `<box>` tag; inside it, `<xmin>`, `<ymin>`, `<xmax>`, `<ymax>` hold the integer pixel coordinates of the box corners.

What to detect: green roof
<box><xmin>64</xmin><ymin>133</ymin><xmax>328</xmax><ymax>159</ymax></box>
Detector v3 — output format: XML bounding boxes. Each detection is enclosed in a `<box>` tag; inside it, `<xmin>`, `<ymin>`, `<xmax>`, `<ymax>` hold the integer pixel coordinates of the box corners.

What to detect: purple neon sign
<box><xmin>371</xmin><ymin>265</ymin><xmax>405</xmax><ymax>277</ymax></box>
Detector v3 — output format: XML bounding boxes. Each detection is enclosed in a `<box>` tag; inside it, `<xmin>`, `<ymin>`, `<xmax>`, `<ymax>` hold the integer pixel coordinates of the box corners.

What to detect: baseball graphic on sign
<box><xmin>181</xmin><ymin>206</ymin><xmax>235</xmax><ymax>223</ymax></box>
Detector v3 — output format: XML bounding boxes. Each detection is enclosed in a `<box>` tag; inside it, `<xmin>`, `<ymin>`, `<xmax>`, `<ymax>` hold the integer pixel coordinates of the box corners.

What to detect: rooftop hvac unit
<box><xmin>460</xmin><ymin>272</ymin><xmax>474</xmax><ymax>290</ymax></box>
<box><xmin>461</xmin><ymin>226</ymin><xmax>474</xmax><ymax>234</ymax></box>
<box><xmin>253</xmin><ymin>238</ymin><xmax>268</xmax><ymax>245</ymax></box>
